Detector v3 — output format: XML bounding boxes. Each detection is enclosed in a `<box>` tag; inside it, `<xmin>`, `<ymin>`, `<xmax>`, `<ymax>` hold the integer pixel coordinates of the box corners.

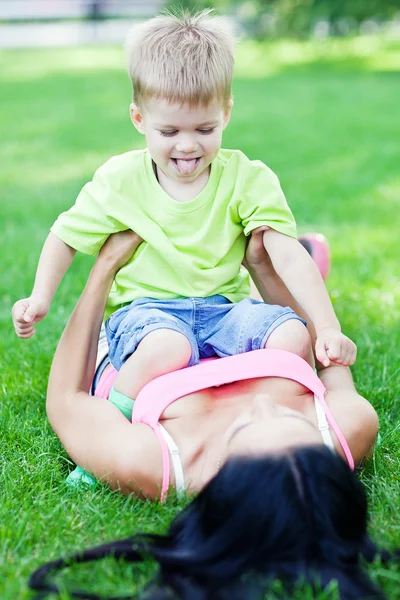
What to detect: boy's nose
<box><xmin>175</xmin><ymin>137</ymin><xmax>199</xmax><ymax>153</ymax></box>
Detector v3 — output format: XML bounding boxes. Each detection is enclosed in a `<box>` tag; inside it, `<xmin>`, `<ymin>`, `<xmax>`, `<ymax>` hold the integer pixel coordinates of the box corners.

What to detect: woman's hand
<box><xmin>243</xmin><ymin>226</ymin><xmax>274</xmax><ymax>275</ymax></box>
<box><xmin>97</xmin><ymin>230</ymin><xmax>143</xmax><ymax>274</ymax></box>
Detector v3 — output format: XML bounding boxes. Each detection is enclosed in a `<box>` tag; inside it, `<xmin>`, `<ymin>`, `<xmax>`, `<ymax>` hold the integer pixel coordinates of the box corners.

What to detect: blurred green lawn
<box><xmin>1</xmin><ymin>35</ymin><xmax>400</xmax><ymax>598</ymax></box>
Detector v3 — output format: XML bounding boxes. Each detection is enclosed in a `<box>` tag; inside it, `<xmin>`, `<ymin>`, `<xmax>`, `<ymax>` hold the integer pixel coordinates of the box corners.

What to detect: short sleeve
<box><xmin>238</xmin><ymin>160</ymin><xmax>297</xmax><ymax>238</ymax></box>
<box><xmin>51</xmin><ymin>164</ymin><xmax>126</xmax><ymax>256</ymax></box>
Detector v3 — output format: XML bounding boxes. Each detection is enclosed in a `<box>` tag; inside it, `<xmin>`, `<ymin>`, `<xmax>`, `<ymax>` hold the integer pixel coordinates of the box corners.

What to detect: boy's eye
<box><xmin>159</xmin><ymin>130</ymin><xmax>178</xmax><ymax>137</ymax></box>
<box><xmin>159</xmin><ymin>128</ymin><xmax>215</xmax><ymax>137</ymax></box>
<box><xmin>197</xmin><ymin>128</ymin><xmax>215</xmax><ymax>135</ymax></box>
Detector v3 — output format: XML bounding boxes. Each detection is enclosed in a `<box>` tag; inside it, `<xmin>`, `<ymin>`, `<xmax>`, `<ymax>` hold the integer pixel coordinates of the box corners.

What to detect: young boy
<box><xmin>12</xmin><ymin>10</ymin><xmax>356</xmax><ymax>405</ymax></box>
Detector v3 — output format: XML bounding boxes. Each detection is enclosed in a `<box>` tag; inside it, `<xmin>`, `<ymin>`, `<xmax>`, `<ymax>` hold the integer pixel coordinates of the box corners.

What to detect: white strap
<box><xmin>96</xmin><ymin>324</ymin><xmax>109</xmax><ymax>371</ymax></box>
<box><xmin>91</xmin><ymin>325</ymin><xmax>110</xmax><ymax>395</ymax></box>
<box><xmin>314</xmin><ymin>395</ymin><xmax>335</xmax><ymax>451</ymax></box>
<box><xmin>158</xmin><ymin>424</ymin><xmax>185</xmax><ymax>496</ymax></box>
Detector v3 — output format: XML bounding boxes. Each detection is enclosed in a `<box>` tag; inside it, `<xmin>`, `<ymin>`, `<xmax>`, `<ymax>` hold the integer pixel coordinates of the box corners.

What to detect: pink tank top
<box><xmin>96</xmin><ymin>349</ymin><xmax>354</xmax><ymax>500</ymax></box>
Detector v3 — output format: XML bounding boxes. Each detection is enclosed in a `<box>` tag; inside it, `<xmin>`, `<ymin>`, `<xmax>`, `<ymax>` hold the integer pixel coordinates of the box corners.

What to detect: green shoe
<box><xmin>66</xmin><ymin>465</ymin><xmax>96</xmax><ymax>487</ymax></box>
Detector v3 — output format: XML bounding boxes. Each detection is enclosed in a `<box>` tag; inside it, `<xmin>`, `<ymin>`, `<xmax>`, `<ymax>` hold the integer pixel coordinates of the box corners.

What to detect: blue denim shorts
<box><xmin>105</xmin><ymin>296</ymin><xmax>305</xmax><ymax>371</ymax></box>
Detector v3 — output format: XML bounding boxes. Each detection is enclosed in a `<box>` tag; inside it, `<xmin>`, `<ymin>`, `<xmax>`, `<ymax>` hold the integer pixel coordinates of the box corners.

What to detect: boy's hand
<box><xmin>315</xmin><ymin>328</ymin><xmax>357</xmax><ymax>367</ymax></box>
<box><xmin>12</xmin><ymin>297</ymin><xmax>49</xmax><ymax>338</ymax></box>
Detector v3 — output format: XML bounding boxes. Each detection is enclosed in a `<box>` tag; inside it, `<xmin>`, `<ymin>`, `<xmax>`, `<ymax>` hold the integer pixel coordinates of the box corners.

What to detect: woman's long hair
<box><xmin>29</xmin><ymin>446</ymin><xmax>396</xmax><ymax>599</ymax></box>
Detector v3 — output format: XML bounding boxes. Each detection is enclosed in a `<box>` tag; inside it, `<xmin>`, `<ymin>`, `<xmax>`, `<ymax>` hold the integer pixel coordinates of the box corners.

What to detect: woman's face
<box><xmin>224</xmin><ymin>395</ymin><xmax>322</xmax><ymax>460</ymax></box>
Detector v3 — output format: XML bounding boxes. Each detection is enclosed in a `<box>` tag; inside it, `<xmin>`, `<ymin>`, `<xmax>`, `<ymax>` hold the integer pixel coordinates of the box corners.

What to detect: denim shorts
<box><xmin>105</xmin><ymin>295</ymin><xmax>305</xmax><ymax>371</ymax></box>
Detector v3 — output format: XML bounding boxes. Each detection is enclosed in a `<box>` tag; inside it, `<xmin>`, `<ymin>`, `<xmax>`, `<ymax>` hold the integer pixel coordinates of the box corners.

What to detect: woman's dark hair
<box><xmin>29</xmin><ymin>446</ymin><xmax>397</xmax><ymax>599</ymax></box>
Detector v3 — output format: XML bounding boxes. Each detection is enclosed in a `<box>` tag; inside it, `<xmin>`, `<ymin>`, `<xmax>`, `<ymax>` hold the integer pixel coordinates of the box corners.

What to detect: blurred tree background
<box><xmin>2</xmin><ymin>1</ymin><xmax>399</xmax><ymax>42</ymax></box>
<box><xmin>164</xmin><ymin>0</ymin><xmax>400</xmax><ymax>38</ymax></box>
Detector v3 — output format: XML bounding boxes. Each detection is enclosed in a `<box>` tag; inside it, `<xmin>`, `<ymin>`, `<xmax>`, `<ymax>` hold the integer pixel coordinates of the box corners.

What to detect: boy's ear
<box><xmin>130</xmin><ymin>103</ymin><xmax>145</xmax><ymax>134</ymax></box>
<box><xmin>222</xmin><ymin>98</ymin><xmax>234</xmax><ymax>130</ymax></box>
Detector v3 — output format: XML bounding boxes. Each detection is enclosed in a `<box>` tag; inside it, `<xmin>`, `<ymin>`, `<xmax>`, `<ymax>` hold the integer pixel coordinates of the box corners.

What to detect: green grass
<box><xmin>1</xmin><ymin>35</ymin><xmax>400</xmax><ymax>598</ymax></box>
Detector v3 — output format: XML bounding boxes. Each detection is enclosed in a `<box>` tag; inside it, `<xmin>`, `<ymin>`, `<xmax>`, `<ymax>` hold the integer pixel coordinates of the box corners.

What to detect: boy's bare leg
<box><xmin>113</xmin><ymin>329</ymin><xmax>192</xmax><ymax>399</ymax></box>
<box><xmin>264</xmin><ymin>319</ymin><xmax>315</xmax><ymax>367</ymax></box>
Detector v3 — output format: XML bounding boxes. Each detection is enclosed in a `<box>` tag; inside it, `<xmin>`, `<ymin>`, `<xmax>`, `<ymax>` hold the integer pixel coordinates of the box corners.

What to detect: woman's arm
<box><xmin>319</xmin><ymin>364</ymin><xmax>379</xmax><ymax>464</ymax></box>
<box><xmin>47</xmin><ymin>231</ymin><xmax>142</xmax><ymax>399</ymax></box>
<box><xmin>245</xmin><ymin>229</ymin><xmax>378</xmax><ymax>462</ymax></box>
<box><xmin>46</xmin><ymin>232</ymin><xmax>164</xmax><ymax>498</ymax></box>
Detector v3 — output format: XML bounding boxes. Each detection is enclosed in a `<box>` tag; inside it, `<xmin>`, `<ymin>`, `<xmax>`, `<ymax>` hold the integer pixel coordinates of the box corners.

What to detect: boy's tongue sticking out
<box><xmin>173</xmin><ymin>158</ymin><xmax>198</xmax><ymax>174</ymax></box>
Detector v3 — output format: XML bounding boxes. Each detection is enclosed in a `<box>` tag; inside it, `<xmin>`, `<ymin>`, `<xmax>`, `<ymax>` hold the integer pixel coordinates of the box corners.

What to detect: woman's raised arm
<box><xmin>47</xmin><ymin>231</ymin><xmax>142</xmax><ymax>402</ymax></box>
<box><xmin>45</xmin><ymin>232</ymin><xmax>163</xmax><ymax>498</ymax></box>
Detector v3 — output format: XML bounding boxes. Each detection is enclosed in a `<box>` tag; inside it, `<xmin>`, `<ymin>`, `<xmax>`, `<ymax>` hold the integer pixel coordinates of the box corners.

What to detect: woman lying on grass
<box><xmin>46</xmin><ymin>229</ymin><xmax>378</xmax><ymax>499</ymax></box>
<box><xmin>30</xmin><ymin>230</ymin><xmax>391</xmax><ymax>599</ymax></box>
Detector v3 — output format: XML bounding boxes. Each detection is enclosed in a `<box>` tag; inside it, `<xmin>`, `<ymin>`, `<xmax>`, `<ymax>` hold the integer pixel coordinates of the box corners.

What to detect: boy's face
<box><xmin>130</xmin><ymin>97</ymin><xmax>232</xmax><ymax>185</ymax></box>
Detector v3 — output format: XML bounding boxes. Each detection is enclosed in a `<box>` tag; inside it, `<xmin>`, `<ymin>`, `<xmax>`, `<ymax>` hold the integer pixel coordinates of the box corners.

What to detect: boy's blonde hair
<box><xmin>126</xmin><ymin>9</ymin><xmax>235</xmax><ymax>108</ymax></box>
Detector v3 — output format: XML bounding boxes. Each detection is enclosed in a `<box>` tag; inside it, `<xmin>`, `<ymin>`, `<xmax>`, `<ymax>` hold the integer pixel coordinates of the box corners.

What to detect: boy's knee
<box><xmin>136</xmin><ymin>328</ymin><xmax>192</xmax><ymax>369</ymax></box>
<box><xmin>264</xmin><ymin>319</ymin><xmax>312</xmax><ymax>362</ymax></box>
<box><xmin>115</xmin><ymin>328</ymin><xmax>193</xmax><ymax>399</ymax></box>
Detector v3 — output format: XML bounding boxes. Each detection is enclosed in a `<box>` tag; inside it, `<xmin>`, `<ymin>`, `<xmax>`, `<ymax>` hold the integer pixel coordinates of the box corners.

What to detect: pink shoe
<box><xmin>298</xmin><ymin>233</ymin><xmax>331</xmax><ymax>281</ymax></box>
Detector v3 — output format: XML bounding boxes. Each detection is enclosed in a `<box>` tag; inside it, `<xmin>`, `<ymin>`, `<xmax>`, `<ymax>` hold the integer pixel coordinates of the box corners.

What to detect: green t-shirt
<box><xmin>51</xmin><ymin>148</ymin><xmax>296</xmax><ymax>319</ymax></box>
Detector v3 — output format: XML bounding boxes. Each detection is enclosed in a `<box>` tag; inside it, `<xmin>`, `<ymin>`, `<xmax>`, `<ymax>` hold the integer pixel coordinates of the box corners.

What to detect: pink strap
<box><xmin>134</xmin><ymin>349</ymin><xmax>326</xmax><ymax>422</ymax></box>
